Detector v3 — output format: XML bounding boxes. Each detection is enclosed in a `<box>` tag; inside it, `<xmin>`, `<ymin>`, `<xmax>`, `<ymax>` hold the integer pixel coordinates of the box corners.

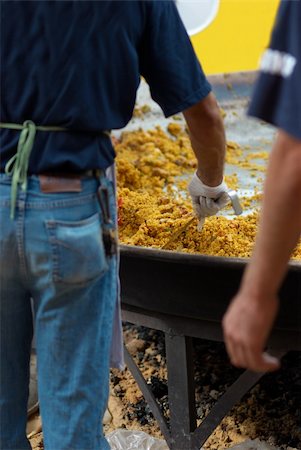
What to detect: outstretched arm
<box><xmin>183</xmin><ymin>92</ymin><xmax>234</xmax><ymax>224</ymax></box>
<box><xmin>223</xmin><ymin>130</ymin><xmax>301</xmax><ymax>372</ymax></box>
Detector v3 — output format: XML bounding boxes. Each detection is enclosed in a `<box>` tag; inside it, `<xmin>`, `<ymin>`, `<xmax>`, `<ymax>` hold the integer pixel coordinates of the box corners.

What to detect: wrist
<box><xmin>194</xmin><ymin>172</ymin><xmax>226</xmax><ymax>197</ymax></box>
<box><xmin>196</xmin><ymin>170</ymin><xmax>223</xmax><ymax>188</ymax></box>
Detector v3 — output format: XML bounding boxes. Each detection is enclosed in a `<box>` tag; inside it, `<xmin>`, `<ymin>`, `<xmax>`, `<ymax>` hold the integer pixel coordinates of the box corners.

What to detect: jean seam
<box><xmin>16</xmin><ymin>197</ymin><xmax>29</xmax><ymax>284</ymax></box>
<box><xmin>24</xmin><ymin>193</ymin><xmax>97</xmax><ymax>209</ymax></box>
<box><xmin>46</xmin><ymin>223</ymin><xmax>60</xmax><ymax>283</ymax></box>
<box><xmin>0</xmin><ymin>194</ymin><xmax>97</xmax><ymax>209</ymax></box>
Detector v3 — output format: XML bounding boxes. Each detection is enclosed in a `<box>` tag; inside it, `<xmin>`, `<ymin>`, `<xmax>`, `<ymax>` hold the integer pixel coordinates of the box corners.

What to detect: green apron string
<box><xmin>0</xmin><ymin>121</ymin><xmax>111</xmax><ymax>220</ymax></box>
<box><xmin>1</xmin><ymin>120</ymin><xmax>67</xmax><ymax>219</ymax></box>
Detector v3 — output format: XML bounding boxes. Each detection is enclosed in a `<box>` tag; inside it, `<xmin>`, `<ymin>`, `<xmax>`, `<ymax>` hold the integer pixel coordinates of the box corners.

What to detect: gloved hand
<box><xmin>188</xmin><ymin>172</ymin><xmax>230</xmax><ymax>228</ymax></box>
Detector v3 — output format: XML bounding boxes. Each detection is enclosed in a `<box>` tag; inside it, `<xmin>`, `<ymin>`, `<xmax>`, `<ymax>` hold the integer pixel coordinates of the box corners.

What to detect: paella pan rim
<box><xmin>119</xmin><ymin>244</ymin><xmax>301</xmax><ymax>271</ymax></box>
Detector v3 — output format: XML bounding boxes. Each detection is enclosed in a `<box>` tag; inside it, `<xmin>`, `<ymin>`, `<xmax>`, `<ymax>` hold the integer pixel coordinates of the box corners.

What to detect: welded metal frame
<box><xmin>122</xmin><ymin>305</ymin><xmax>291</xmax><ymax>450</ymax></box>
<box><xmin>120</xmin><ymin>245</ymin><xmax>301</xmax><ymax>449</ymax></box>
<box><xmin>119</xmin><ymin>71</ymin><xmax>301</xmax><ymax>448</ymax></box>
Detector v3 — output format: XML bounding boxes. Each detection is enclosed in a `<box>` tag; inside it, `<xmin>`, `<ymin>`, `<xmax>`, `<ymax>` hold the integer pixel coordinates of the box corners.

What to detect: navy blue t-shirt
<box><xmin>248</xmin><ymin>0</ymin><xmax>301</xmax><ymax>140</ymax></box>
<box><xmin>0</xmin><ymin>0</ymin><xmax>211</xmax><ymax>173</ymax></box>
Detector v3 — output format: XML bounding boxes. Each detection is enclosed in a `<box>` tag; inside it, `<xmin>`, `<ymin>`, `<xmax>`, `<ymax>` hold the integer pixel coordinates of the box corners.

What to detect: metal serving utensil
<box><xmin>227</xmin><ymin>189</ymin><xmax>243</xmax><ymax>216</ymax></box>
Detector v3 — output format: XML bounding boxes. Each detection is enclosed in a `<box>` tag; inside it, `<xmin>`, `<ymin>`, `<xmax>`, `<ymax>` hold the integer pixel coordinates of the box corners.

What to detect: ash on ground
<box><xmin>106</xmin><ymin>323</ymin><xmax>301</xmax><ymax>450</ymax></box>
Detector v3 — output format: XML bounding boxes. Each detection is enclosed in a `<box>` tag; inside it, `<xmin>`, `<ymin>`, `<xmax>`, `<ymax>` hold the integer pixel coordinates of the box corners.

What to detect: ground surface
<box><xmin>28</xmin><ymin>324</ymin><xmax>300</xmax><ymax>450</ymax></box>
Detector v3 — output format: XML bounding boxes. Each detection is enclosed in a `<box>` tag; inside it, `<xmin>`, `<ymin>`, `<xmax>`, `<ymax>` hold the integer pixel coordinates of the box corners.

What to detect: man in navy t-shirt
<box><xmin>0</xmin><ymin>2</ymin><xmax>231</xmax><ymax>449</ymax></box>
<box><xmin>223</xmin><ymin>0</ymin><xmax>301</xmax><ymax>373</ymax></box>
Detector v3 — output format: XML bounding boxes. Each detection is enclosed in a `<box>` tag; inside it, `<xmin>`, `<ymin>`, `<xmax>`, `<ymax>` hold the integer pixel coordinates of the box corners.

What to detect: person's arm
<box><xmin>223</xmin><ymin>130</ymin><xmax>301</xmax><ymax>372</ymax></box>
<box><xmin>183</xmin><ymin>92</ymin><xmax>225</xmax><ymax>186</ymax></box>
<box><xmin>183</xmin><ymin>92</ymin><xmax>233</xmax><ymax>224</ymax></box>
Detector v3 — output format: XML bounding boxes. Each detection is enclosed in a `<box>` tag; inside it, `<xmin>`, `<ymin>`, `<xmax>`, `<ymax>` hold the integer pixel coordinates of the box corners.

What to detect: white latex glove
<box><xmin>188</xmin><ymin>172</ymin><xmax>230</xmax><ymax>228</ymax></box>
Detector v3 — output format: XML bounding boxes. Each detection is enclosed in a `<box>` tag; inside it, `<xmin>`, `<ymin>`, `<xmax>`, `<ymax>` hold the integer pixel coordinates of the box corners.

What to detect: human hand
<box><xmin>222</xmin><ymin>290</ymin><xmax>280</xmax><ymax>372</ymax></box>
<box><xmin>188</xmin><ymin>172</ymin><xmax>230</xmax><ymax>228</ymax></box>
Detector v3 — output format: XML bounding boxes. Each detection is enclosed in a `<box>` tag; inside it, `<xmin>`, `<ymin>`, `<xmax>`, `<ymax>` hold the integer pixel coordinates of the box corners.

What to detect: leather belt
<box><xmin>37</xmin><ymin>169</ymin><xmax>106</xmax><ymax>193</ymax></box>
<box><xmin>38</xmin><ymin>169</ymin><xmax>105</xmax><ymax>179</ymax></box>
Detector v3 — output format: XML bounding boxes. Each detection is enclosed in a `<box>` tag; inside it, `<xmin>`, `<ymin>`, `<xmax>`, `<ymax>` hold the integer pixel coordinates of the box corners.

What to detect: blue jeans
<box><xmin>0</xmin><ymin>173</ymin><xmax>117</xmax><ymax>450</ymax></box>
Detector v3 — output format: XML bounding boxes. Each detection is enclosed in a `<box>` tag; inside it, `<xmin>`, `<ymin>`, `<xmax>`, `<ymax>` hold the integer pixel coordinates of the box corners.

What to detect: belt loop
<box><xmin>93</xmin><ymin>169</ymin><xmax>105</xmax><ymax>180</ymax></box>
<box><xmin>93</xmin><ymin>169</ymin><xmax>101</xmax><ymax>179</ymax></box>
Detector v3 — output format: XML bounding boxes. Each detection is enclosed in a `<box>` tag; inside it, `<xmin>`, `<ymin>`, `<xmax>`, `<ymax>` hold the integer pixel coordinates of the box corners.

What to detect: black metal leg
<box><xmin>190</xmin><ymin>370</ymin><xmax>265</xmax><ymax>449</ymax></box>
<box><xmin>190</xmin><ymin>349</ymin><xmax>288</xmax><ymax>448</ymax></box>
<box><xmin>165</xmin><ymin>333</ymin><xmax>197</xmax><ymax>450</ymax></box>
<box><xmin>123</xmin><ymin>311</ymin><xmax>289</xmax><ymax>450</ymax></box>
<box><xmin>123</xmin><ymin>345</ymin><xmax>171</xmax><ymax>446</ymax></box>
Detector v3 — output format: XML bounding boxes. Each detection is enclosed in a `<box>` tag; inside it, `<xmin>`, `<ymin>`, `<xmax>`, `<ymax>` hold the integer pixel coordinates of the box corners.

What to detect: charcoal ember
<box><xmin>128</xmin><ymin>399</ymin><xmax>154</xmax><ymax>426</ymax></box>
<box><xmin>110</xmin><ymin>374</ymin><xmax>121</xmax><ymax>386</ymax></box>
<box><xmin>148</xmin><ymin>376</ymin><xmax>168</xmax><ymax>399</ymax></box>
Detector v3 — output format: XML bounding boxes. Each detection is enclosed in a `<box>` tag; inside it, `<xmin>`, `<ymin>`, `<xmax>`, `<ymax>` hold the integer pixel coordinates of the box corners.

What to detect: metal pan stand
<box><xmin>118</xmin><ymin>73</ymin><xmax>301</xmax><ymax>450</ymax></box>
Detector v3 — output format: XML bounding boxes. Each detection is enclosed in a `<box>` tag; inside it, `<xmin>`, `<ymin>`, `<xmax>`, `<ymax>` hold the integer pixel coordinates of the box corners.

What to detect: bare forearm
<box><xmin>189</xmin><ymin>130</ymin><xmax>225</xmax><ymax>185</ymax></box>
<box><xmin>242</xmin><ymin>131</ymin><xmax>301</xmax><ymax>297</ymax></box>
<box><xmin>183</xmin><ymin>93</ymin><xmax>226</xmax><ymax>186</ymax></box>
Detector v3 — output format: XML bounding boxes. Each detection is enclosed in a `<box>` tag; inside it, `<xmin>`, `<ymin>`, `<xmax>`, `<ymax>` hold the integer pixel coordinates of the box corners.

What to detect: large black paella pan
<box><xmin>118</xmin><ymin>72</ymin><xmax>301</xmax><ymax>350</ymax></box>
<box><xmin>120</xmin><ymin>246</ymin><xmax>301</xmax><ymax>350</ymax></box>
<box><xmin>116</xmin><ymin>73</ymin><xmax>301</xmax><ymax>450</ymax></box>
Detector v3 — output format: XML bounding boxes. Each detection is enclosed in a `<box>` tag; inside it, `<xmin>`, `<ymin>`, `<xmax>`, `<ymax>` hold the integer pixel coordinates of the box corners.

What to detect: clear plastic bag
<box><xmin>106</xmin><ymin>429</ymin><xmax>169</xmax><ymax>450</ymax></box>
<box><xmin>106</xmin><ymin>432</ymin><xmax>281</xmax><ymax>450</ymax></box>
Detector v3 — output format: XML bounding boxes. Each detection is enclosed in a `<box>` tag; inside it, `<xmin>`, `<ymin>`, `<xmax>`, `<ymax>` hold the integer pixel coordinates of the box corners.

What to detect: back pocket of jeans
<box><xmin>46</xmin><ymin>213</ymin><xmax>108</xmax><ymax>285</ymax></box>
